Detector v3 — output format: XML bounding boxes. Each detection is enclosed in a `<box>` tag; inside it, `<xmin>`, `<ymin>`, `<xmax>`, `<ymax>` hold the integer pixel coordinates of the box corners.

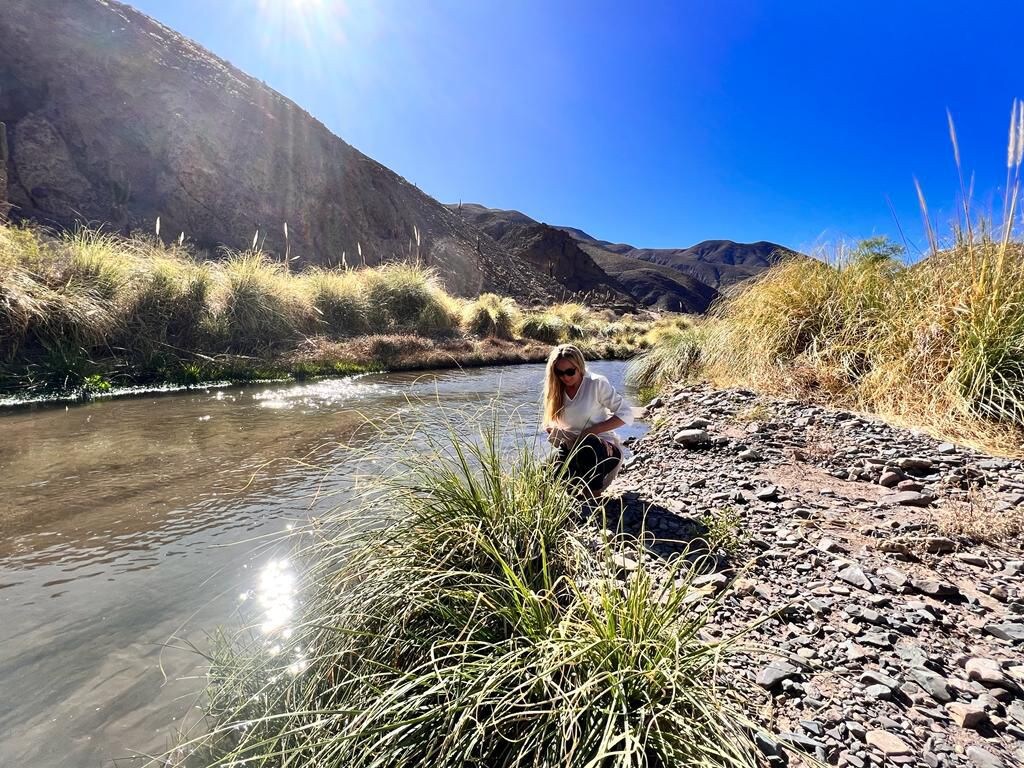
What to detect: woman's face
<box><xmin>552</xmin><ymin>356</ymin><xmax>582</xmax><ymax>388</ymax></box>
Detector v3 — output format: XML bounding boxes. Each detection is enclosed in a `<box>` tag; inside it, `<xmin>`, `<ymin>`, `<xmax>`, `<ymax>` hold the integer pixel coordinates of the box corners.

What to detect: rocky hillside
<box><xmin>608</xmin><ymin>385</ymin><xmax>1024</xmax><ymax>768</ymax></box>
<box><xmin>452</xmin><ymin>203</ymin><xmax>722</xmax><ymax>313</ymax></box>
<box><xmin>0</xmin><ymin>0</ymin><xmax>554</xmax><ymax>298</ymax></box>
<box><xmin>452</xmin><ymin>204</ymin><xmax>634</xmax><ymax>305</ymax></box>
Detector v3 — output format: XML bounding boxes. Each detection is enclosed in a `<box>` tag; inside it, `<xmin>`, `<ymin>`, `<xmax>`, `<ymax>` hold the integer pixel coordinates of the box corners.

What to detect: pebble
<box><xmin>985</xmin><ymin>622</ymin><xmax>1024</xmax><ymax>643</ymax></box>
<box><xmin>756</xmin><ymin>659</ymin><xmax>802</xmax><ymax>690</ymax></box>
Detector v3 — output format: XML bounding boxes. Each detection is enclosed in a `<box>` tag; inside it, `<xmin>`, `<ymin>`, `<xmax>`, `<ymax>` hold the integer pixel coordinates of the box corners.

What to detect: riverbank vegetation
<box><xmin>166</xmin><ymin>426</ymin><xmax>762</xmax><ymax>768</ymax></box>
<box><xmin>631</xmin><ymin>108</ymin><xmax>1024</xmax><ymax>456</ymax></box>
<box><xmin>630</xmin><ymin>235</ymin><xmax>1024</xmax><ymax>454</ymax></box>
<box><xmin>0</xmin><ymin>223</ymin><xmax>657</xmax><ymax>396</ymax></box>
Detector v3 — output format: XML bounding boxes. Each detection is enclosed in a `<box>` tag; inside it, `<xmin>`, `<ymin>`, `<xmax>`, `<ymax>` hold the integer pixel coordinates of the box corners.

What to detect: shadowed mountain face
<box><xmin>556</xmin><ymin>227</ymin><xmax>794</xmax><ymax>292</ymax></box>
<box><xmin>456</xmin><ymin>204</ymin><xmax>795</xmax><ymax>313</ymax></box>
<box><xmin>0</xmin><ymin>0</ymin><xmax>554</xmax><ymax>298</ymax></box>
<box><xmin>452</xmin><ymin>203</ymin><xmax>635</xmax><ymax>305</ymax></box>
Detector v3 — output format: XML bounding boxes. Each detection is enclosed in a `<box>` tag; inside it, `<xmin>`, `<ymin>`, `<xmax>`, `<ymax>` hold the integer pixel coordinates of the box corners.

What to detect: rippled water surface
<box><xmin>0</xmin><ymin>361</ymin><xmax>643</xmax><ymax>768</ymax></box>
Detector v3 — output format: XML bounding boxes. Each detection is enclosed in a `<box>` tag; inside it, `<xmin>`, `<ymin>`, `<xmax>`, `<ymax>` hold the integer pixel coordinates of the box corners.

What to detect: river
<box><xmin>0</xmin><ymin>361</ymin><xmax>643</xmax><ymax>768</ymax></box>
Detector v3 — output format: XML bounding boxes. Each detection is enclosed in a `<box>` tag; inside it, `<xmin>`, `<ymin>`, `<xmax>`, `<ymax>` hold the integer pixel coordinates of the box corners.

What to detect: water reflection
<box><xmin>0</xmin><ymin>361</ymin><xmax>644</xmax><ymax>768</ymax></box>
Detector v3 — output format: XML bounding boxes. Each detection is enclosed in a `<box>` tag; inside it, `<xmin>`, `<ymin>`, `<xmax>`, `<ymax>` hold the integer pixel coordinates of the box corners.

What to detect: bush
<box><xmin>462</xmin><ymin>292</ymin><xmax>519</xmax><ymax>339</ymax></box>
<box><xmin>517</xmin><ymin>311</ymin><xmax>567</xmax><ymax>344</ymax></box>
<box><xmin>168</xmin><ymin>423</ymin><xmax>761</xmax><ymax>768</ymax></box>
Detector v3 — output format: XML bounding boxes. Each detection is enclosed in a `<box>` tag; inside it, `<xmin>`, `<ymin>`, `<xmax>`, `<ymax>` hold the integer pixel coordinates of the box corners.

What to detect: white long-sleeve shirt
<box><xmin>548</xmin><ymin>371</ymin><xmax>634</xmax><ymax>453</ymax></box>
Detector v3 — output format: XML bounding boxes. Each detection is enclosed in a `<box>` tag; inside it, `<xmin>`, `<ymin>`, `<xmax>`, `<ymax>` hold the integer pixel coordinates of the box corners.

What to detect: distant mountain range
<box><xmin>0</xmin><ymin>0</ymin><xmax>794</xmax><ymax>313</ymax></box>
<box><xmin>452</xmin><ymin>203</ymin><xmax>793</xmax><ymax>312</ymax></box>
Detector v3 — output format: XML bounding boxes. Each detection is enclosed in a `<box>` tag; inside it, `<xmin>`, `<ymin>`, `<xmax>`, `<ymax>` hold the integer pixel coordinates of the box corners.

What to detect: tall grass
<box><xmin>167</xmin><ymin>423</ymin><xmax>761</xmax><ymax>768</ymax></box>
<box><xmin>360</xmin><ymin>263</ymin><xmax>460</xmax><ymax>336</ymax></box>
<box><xmin>628</xmin><ymin>322</ymin><xmax>705</xmax><ymax>391</ymax></box>
<box><xmin>213</xmin><ymin>250</ymin><xmax>313</xmax><ymax>352</ymax></box>
<box><xmin>302</xmin><ymin>267</ymin><xmax>369</xmax><ymax>337</ymax></box>
<box><xmin>462</xmin><ymin>291</ymin><xmax>519</xmax><ymax>339</ymax></box>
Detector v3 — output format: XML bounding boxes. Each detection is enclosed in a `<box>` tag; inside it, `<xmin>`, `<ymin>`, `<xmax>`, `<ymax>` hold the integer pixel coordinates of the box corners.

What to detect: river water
<box><xmin>0</xmin><ymin>361</ymin><xmax>643</xmax><ymax>768</ymax></box>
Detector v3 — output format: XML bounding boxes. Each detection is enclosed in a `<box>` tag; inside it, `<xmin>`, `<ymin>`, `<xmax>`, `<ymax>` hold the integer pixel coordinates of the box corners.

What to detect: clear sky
<box><xmin>129</xmin><ymin>0</ymin><xmax>1024</xmax><ymax>254</ymax></box>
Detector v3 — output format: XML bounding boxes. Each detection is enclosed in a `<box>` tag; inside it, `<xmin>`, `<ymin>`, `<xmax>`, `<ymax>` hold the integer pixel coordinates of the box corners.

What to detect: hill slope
<box><xmin>0</xmin><ymin>0</ymin><xmax>552</xmax><ymax>298</ymax></box>
<box><xmin>451</xmin><ymin>203</ymin><xmax>721</xmax><ymax>312</ymax></box>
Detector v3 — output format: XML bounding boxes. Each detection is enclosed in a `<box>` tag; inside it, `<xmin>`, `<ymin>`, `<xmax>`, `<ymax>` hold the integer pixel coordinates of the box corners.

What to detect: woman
<box><xmin>542</xmin><ymin>344</ymin><xmax>634</xmax><ymax>497</ymax></box>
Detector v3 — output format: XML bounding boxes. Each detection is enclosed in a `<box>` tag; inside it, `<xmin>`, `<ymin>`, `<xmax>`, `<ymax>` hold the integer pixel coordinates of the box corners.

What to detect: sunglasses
<box><xmin>554</xmin><ymin>366</ymin><xmax>578</xmax><ymax>378</ymax></box>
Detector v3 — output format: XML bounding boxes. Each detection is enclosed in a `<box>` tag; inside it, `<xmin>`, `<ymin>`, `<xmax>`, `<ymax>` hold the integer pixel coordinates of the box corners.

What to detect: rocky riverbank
<box><xmin>605</xmin><ymin>384</ymin><xmax>1024</xmax><ymax>768</ymax></box>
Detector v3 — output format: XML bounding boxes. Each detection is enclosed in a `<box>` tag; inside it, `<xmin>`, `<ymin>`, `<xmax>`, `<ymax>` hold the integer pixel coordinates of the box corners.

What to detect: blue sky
<box><xmin>130</xmin><ymin>0</ymin><xmax>1024</xmax><ymax>254</ymax></box>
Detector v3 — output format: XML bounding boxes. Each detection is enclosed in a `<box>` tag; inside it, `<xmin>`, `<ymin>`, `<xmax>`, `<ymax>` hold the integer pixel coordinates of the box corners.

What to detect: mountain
<box><xmin>0</xmin><ymin>0</ymin><xmax>554</xmax><ymax>298</ymax></box>
<box><xmin>451</xmin><ymin>204</ymin><xmax>634</xmax><ymax>305</ymax></box>
<box><xmin>556</xmin><ymin>227</ymin><xmax>794</xmax><ymax>293</ymax></box>
<box><xmin>451</xmin><ymin>204</ymin><xmax>720</xmax><ymax>313</ymax></box>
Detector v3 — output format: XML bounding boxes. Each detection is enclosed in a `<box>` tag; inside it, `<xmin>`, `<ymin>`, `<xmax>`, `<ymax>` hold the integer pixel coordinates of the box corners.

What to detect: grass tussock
<box><xmin>167</xmin><ymin>423</ymin><xmax>761</xmax><ymax>768</ymax></box>
<box><xmin>628</xmin><ymin>319</ymin><xmax>705</xmax><ymax>391</ymax></box>
<box><xmin>462</xmin><ymin>292</ymin><xmax>519</xmax><ymax>339</ymax></box>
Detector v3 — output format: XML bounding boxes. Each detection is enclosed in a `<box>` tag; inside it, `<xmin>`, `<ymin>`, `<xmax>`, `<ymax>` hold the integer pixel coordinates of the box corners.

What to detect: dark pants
<box><xmin>555</xmin><ymin>434</ymin><xmax>622</xmax><ymax>495</ymax></box>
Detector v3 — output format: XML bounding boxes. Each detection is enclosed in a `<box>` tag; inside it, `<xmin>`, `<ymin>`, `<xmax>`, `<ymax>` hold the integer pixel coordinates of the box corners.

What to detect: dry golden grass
<box><xmin>933</xmin><ymin>489</ymin><xmax>1024</xmax><ymax>544</ymax></box>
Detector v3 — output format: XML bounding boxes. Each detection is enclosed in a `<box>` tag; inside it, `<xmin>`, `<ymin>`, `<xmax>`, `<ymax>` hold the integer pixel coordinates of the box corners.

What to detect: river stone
<box><xmin>911</xmin><ymin>579</ymin><xmax>962</xmax><ymax>600</ymax></box>
<box><xmin>946</xmin><ymin>701</ymin><xmax>988</xmax><ymax>729</ymax></box>
<box><xmin>864</xmin><ymin>683</ymin><xmax>892</xmax><ymax>700</ymax></box>
<box><xmin>838</xmin><ymin>564</ymin><xmax>875</xmax><ymax>591</ymax></box>
<box><xmin>860</xmin><ymin>670</ymin><xmax>900</xmax><ymax>690</ymax></box>
<box><xmin>966</xmin><ymin>657</ymin><xmax>1013</xmax><ymax>689</ymax></box>
<box><xmin>878</xmin><ymin>566</ymin><xmax>909</xmax><ymax>588</ymax></box>
<box><xmin>611</xmin><ymin>554</ymin><xmax>639</xmax><ymax>573</ymax></box>
<box><xmin>965</xmin><ymin>746</ymin><xmax>1004</xmax><ymax>768</ymax></box>
<box><xmin>880</xmin><ymin>491</ymin><xmax>934</xmax><ymax>507</ymax></box>
<box><xmin>756</xmin><ymin>659</ymin><xmax>802</xmax><ymax>689</ymax></box>
<box><xmin>879</xmin><ymin>469</ymin><xmax>904</xmax><ymax>487</ymax></box>
<box><xmin>896</xmin><ymin>457</ymin><xmax>933</xmax><ymax>472</ymax></box>
<box><xmin>985</xmin><ymin>622</ymin><xmax>1024</xmax><ymax>643</ymax></box>
<box><xmin>865</xmin><ymin>729</ymin><xmax>912</xmax><ymax>756</ymax></box>
<box><xmin>678</xmin><ymin>416</ymin><xmax>710</xmax><ymax>430</ymax></box>
<box><xmin>673</xmin><ymin>428</ymin><xmax>709</xmax><ymax>447</ymax></box>
<box><xmin>908</xmin><ymin>667</ymin><xmax>953</xmax><ymax>703</ymax></box>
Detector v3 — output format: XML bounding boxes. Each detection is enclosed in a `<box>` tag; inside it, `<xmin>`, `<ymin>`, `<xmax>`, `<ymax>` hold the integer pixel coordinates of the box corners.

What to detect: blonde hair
<box><xmin>542</xmin><ymin>344</ymin><xmax>587</xmax><ymax>428</ymax></box>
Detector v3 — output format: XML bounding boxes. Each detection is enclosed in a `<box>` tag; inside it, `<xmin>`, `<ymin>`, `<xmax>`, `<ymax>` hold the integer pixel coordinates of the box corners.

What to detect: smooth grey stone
<box><xmin>985</xmin><ymin>622</ymin><xmax>1024</xmax><ymax>643</ymax></box>
<box><xmin>673</xmin><ymin>428</ymin><xmax>709</xmax><ymax>446</ymax></box>
<box><xmin>965</xmin><ymin>746</ymin><xmax>1004</xmax><ymax>768</ymax></box>
<box><xmin>756</xmin><ymin>659</ymin><xmax>802</xmax><ymax>689</ymax></box>
<box><xmin>908</xmin><ymin>667</ymin><xmax>953</xmax><ymax>703</ymax></box>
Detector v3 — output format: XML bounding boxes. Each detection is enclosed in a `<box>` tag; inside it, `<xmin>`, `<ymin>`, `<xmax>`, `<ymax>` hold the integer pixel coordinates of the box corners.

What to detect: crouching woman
<box><xmin>542</xmin><ymin>344</ymin><xmax>634</xmax><ymax>498</ymax></box>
